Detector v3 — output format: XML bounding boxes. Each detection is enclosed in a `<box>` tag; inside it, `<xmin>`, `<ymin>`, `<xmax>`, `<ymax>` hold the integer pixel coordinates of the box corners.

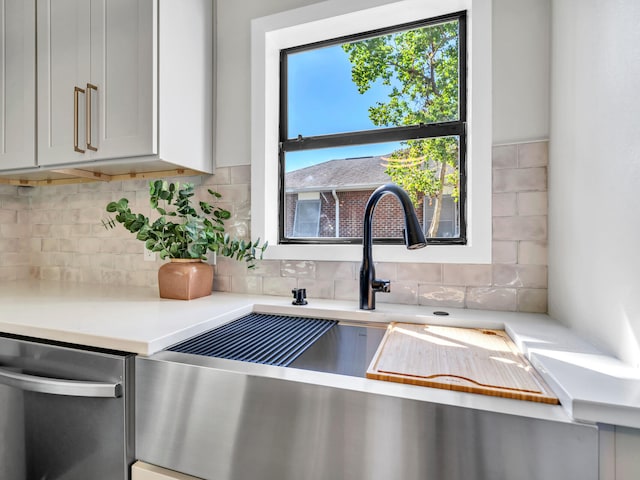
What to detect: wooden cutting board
<box><xmin>366</xmin><ymin>323</ymin><xmax>558</xmax><ymax>404</ymax></box>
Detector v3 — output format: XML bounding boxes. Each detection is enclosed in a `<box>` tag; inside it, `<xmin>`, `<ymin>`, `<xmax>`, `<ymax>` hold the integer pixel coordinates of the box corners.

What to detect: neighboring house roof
<box><xmin>285</xmin><ymin>156</ymin><xmax>391</xmax><ymax>192</ymax></box>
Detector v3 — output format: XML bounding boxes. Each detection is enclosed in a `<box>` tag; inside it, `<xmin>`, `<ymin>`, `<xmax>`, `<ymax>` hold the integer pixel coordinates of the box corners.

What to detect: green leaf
<box><xmin>102</xmin><ymin>178</ymin><xmax>267</xmax><ymax>263</ymax></box>
<box><xmin>214</xmin><ymin>209</ymin><xmax>231</xmax><ymax>220</ymax></box>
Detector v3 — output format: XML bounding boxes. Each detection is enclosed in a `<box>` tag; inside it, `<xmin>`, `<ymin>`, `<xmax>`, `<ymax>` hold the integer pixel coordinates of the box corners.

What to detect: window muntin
<box><xmin>280</xmin><ymin>12</ymin><xmax>467</xmax><ymax>245</ymax></box>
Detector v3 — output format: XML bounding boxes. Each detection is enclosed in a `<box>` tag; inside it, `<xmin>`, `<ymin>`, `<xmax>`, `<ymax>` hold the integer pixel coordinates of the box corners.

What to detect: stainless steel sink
<box><xmin>135</xmin><ymin>313</ymin><xmax>599</xmax><ymax>480</ymax></box>
<box><xmin>165</xmin><ymin>313</ymin><xmax>386</xmax><ymax>378</ymax></box>
<box><xmin>288</xmin><ymin>322</ymin><xmax>386</xmax><ymax>377</ymax></box>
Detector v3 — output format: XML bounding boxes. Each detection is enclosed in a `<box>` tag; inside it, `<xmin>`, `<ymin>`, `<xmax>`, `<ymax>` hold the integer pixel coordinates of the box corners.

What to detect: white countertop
<box><xmin>1</xmin><ymin>280</ymin><xmax>639</xmax><ymax>430</ymax></box>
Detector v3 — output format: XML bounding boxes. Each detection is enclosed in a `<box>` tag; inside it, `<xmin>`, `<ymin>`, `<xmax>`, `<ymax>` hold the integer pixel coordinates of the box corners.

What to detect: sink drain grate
<box><xmin>167</xmin><ymin>313</ymin><xmax>337</xmax><ymax>367</ymax></box>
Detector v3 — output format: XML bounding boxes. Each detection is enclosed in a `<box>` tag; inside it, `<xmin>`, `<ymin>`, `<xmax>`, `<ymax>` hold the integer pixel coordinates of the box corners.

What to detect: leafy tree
<box><xmin>343</xmin><ymin>19</ymin><xmax>460</xmax><ymax>237</ymax></box>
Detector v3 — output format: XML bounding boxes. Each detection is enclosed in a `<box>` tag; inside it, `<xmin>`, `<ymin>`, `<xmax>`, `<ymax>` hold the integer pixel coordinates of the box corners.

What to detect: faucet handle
<box><xmin>372</xmin><ymin>279</ymin><xmax>391</xmax><ymax>293</ymax></box>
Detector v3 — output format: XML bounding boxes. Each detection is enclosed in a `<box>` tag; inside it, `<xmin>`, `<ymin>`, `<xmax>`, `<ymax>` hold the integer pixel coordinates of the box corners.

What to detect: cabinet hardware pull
<box><xmin>86</xmin><ymin>83</ymin><xmax>98</xmax><ymax>151</ymax></box>
<box><xmin>73</xmin><ymin>86</ymin><xmax>86</xmax><ymax>153</ymax></box>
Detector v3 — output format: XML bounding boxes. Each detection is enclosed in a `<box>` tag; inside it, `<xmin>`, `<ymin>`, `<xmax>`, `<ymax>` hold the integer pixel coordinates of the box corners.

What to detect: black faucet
<box><xmin>359</xmin><ymin>184</ymin><xmax>427</xmax><ymax>310</ymax></box>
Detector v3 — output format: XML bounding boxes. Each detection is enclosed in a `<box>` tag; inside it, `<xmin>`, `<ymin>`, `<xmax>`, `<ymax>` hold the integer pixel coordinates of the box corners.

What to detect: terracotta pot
<box><xmin>158</xmin><ymin>259</ymin><xmax>213</xmax><ymax>300</ymax></box>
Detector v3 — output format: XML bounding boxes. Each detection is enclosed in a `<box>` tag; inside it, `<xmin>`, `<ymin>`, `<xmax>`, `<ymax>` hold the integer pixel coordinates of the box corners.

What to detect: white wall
<box><xmin>492</xmin><ymin>0</ymin><xmax>550</xmax><ymax>144</ymax></box>
<box><xmin>216</xmin><ymin>0</ymin><xmax>324</xmax><ymax>167</ymax></box>
<box><xmin>549</xmin><ymin>0</ymin><xmax>640</xmax><ymax>367</ymax></box>
<box><xmin>216</xmin><ymin>0</ymin><xmax>551</xmax><ymax>168</ymax></box>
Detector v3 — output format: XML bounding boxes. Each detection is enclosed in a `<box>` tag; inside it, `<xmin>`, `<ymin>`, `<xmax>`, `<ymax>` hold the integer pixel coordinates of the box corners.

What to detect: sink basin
<box><xmin>165</xmin><ymin>313</ymin><xmax>384</xmax><ymax>377</ymax></box>
<box><xmin>289</xmin><ymin>323</ymin><xmax>386</xmax><ymax>377</ymax></box>
<box><xmin>164</xmin><ymin>313</ymin><xmax>557</xmax><ymax>404</ymax></box>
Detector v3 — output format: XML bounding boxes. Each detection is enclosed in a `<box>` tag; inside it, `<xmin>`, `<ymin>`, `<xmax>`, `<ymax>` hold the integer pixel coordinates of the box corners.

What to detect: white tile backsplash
<box><xmin>418</xmin><ymin>285</ymin><xmax>466</xmax><ymax>308</ymax></box>
<box><xmin>491</xmin><ymin>144</ymin><xmax>518</xmax><ymax>169</ymax></box>
<box><xmin>443</xmin><ymin>264</ymin><xmax>493</xmax><ymax>287</ymax></box>
<box><xmin>493</xmin><ymin>215</ymin><xmax>547</xmax><ymax>241</ymax></box>
<box><xmin>518</xmin><ymin>241</ymin><xmax>548</xmax><ymax>265</ymax></box>
<box><xmin>493</xmin><ymin>167</ymin><xmax>547</xmax><ymax>193</ymax></box>
<box><xmin>492</xmin><ymin>241</ymin><xmax>518</xmax><ymax>264</ymax></box>
<box><xmin>466</xmin><ymin>287</ymin><xmax>518</xmax><ymax>311</ymax></box>
<box><xmin>492</xmin><ymin>193</ymin><xmax>518</xmax><ymax>216</ymax></box>
<box><xmin>517</xmin><ymin>141</ymin><xmax>548</xmax><ymax>168</ymax></box>
<box><xmin>518</xmin><ymin>191</ymin><xmax>548</xmax><ymax>216</ymax></box>
<box><xmin>0</xmin><ymin>141</ymin><xmax>549</xmax><ymax>313</ymax></box>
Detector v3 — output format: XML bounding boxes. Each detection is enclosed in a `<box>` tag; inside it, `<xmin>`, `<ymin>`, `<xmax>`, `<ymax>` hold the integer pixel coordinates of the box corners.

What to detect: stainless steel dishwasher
<box><xmin>0</xmin><ymin>333</ymin><xmax>134</xmax><ymax>480</ymax></box>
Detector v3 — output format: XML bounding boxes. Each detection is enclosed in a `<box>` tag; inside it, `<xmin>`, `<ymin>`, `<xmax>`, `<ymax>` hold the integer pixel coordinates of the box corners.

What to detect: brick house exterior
<box><xmin>284</xmin><ymin>156</ymin><xmax>429</xmax><ymax>239</ymax></box>
<box><xmin>285</xmin><ymin>189</ymin><xmax>424</xmax><ymax>238</ymax></box>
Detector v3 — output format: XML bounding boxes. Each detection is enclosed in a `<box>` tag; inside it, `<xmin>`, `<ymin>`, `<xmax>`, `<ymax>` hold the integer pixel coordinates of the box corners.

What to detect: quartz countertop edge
<box><xmin>1</xmin><ymin>280</ymin><xmax>639</xmax><ymax>429</ymax></box>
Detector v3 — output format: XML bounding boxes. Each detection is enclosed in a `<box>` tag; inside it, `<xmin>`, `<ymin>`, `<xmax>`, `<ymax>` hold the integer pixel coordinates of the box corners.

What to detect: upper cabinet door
<box><xmin>36</xmin><ymin>0</ymin><xmax>90</xmax><ymax>166</ymax></box>
<box><xmin>37</xmin><ymin>0</ymin><xmax>155</xmax><ymax>167</ymax></box>
<box><xmin>89</xmin><ymin>0</ymin><xmax>155</xmax><ymax>161</ymax></box>
<box><xmin>0</xmin><ymin>0</ymin><xmax>36</xmax><ymax>170</ymax></box>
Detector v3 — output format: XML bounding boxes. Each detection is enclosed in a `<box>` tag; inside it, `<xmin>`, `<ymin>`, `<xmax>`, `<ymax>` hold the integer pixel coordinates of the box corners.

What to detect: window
<box><xmin>251</xmin><ymin>0</ymin><xmax>492</xmax><ymax>264</ymax></box>
<box><xmin>292</xmin><ymin>198</ymin><xmax>321</xmax><ymax>237</ymax></box>
<box><xmin>279</xmin><ymin>13</ymin><xmax>466</xmax><ymax>245</ymax></box>
<box><xmin>424</xmin><ymin>195</ymin><xmax>459</xmax><ymax>237</ymax></box>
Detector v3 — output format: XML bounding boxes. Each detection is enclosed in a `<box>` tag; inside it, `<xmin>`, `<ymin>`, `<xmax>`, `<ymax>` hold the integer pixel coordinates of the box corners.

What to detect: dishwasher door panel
<box><xmin>0</xmin><ymin>334</ymin><xmax>134</xmax><ymax>480</ymax></box>
<box><xmin>0</xmin><ymin>382</ymin><xmax>25</xmax><ymax>478</ymax></box>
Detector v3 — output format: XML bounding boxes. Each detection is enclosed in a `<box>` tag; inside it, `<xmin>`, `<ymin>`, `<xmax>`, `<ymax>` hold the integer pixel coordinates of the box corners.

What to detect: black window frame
<box><xmin>278</xmin><ymin>11</ymin><xmax>467</xmax><ymax>246</ymax></box>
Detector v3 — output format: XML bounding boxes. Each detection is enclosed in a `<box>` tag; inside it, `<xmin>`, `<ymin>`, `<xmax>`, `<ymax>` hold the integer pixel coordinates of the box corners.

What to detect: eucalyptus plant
<box><xmin>103</xmin><ymin>180</ymin><xmax>267</xmax><ymax>268</ymax></box>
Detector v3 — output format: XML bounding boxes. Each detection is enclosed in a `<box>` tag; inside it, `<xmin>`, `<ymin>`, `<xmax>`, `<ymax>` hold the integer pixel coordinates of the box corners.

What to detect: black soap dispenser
<box><xmin>291</xmin><ymin>288</ymin><xmax>308</xmax><ymax>305</ymax></box>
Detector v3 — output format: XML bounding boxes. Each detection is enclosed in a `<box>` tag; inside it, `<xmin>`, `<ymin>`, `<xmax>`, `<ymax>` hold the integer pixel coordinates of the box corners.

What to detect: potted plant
<box><xmin>103</xmin><ymin>180</ymin><xmax>267</xmax><ymax>300</ymax></box>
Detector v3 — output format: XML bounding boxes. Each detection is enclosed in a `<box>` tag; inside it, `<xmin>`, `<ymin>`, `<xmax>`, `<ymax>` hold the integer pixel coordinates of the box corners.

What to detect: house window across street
<box><xmin>279</xmin><ymin>12</ymin><xmax>467</xmax><ymax>245</ymax></box>
<box><xmin>292</xmin><ymin>197</ymin><xmax>322</xmax><ymax>237</ymax></box>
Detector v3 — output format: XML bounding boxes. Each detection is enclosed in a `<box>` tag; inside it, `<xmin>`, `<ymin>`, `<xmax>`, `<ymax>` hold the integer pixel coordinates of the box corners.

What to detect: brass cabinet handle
<box><xmin>73</xmin><ymin>86</ymin><xmax>86</xmax><ymax>153</ymax></box>
<box><xmin>86</xmin><ymin>83</ymin><xmax>98</xmax><ymax>151</ymax></box>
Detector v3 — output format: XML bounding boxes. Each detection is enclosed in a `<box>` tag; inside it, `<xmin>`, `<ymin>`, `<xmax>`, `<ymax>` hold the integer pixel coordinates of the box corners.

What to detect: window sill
<box><xmin>263</xmin><ymin>242</ymin><xmax>491</xmax><ymax>264</ymax></box>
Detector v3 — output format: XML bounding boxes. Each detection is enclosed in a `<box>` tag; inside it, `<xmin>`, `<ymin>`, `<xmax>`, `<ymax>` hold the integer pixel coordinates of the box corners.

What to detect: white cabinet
<box><xmin>0</xmin><ymin>0</ymin><xmax>213</xmax><ymax>180</ymax></box>
<box><xmin>37</xmin><ymin>0</ymin><xmax>155</xmax><ymax>166</ymax></box>
<box><xmin>0</xmin><ymin>0</ymin><xmax>36</xmax><ymax>170</ymax></box>
<box><xmin>132</xmin><ymin>461</ymin><xmax>203</xmax><ymax>480</ymax></box>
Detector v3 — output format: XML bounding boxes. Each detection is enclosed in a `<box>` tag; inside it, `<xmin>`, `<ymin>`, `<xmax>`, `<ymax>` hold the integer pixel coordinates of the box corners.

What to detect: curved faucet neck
<box><xmin>359</xmin><ymin>184</ymin><xmax>427</xmax><ymax>310</ymax></box>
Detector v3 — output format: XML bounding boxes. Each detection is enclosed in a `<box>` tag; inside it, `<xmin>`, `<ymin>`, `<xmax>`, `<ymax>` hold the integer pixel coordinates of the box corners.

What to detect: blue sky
<box><xmin>286</xmin><ymin>43</ymin><xmax>402</xmax><ymax>172</ymax></box>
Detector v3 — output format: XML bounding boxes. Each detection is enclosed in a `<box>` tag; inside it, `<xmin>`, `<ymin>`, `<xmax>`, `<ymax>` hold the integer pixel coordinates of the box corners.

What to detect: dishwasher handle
<box><xmin>0</xmin><ymin>367</ymin><xmax>122</xmax><ymax>398</ymax></box>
